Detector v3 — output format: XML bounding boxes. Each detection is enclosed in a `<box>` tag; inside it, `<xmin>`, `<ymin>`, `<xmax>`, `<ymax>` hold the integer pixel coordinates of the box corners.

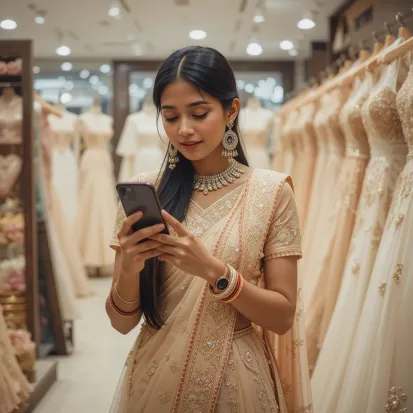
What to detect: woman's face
<box><xmin>160</xmin><ymin>79</ymin><xmax>239</xmax><ymax>162</ymax></box>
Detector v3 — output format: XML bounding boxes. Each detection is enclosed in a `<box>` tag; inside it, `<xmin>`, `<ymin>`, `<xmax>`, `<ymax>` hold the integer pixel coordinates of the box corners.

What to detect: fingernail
<box><xmin>157</xmin><ymin>224</ymin><xmax>165</xmax><ymax>230</ymax></box>
<box><xmin>137</xmin><ymin>211</ymin><xmax>143</xmax><ymax>217</ymax></box>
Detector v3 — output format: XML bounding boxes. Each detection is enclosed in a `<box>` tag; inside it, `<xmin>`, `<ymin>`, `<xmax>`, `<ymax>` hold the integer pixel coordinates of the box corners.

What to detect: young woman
<box><xmin>106</xmin><ymin>46</ymin><xmax>312</xmax><ymax>413</ymax></box>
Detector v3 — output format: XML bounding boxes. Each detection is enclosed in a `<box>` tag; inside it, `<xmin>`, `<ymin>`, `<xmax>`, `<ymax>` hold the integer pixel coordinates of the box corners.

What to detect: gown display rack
<box><xmin>0</xmin><ymin>39</ymin><xmax>58</xmax><ymax>412</ymax></box>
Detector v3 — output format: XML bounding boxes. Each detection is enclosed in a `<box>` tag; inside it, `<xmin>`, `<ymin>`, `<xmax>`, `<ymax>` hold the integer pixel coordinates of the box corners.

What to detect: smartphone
<box><xmin>116</xmin><ymin>182</ymin><xmax>169</xmax><ymax>238</ymax></box>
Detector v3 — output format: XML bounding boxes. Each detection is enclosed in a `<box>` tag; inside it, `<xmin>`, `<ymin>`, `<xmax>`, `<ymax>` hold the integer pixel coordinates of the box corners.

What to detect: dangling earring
<box><xmin>168</xmin><ymin>143</ymin><xmax>179</xmax><ymax>170</ymax></box>
<box><xmin>221</xmin><ymin>119</ymin><xmax>239</xmax><ymax>159</ymax></box>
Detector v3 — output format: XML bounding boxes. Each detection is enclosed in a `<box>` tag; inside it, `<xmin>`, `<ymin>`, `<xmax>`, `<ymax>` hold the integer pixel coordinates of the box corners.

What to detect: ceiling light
<box><xmin>236</xmin><ymin>80</ymin><xmax>245</xmax><ymax>90</ymax></box>
<box><xmin>56</xmin><ymin>45</ymin><xmax>71</xmax><ymax>56</ymax></box>
<box><xmin>288</xmin><ymin>49</ymin><xmax>298</xmax><ymax>57</ymax></box>
<box><xmin>0</xmin><ymin>20</ymin><xmax>17</xmax><ymax>30</ymax></box>
<box><xmin>99</xmin><ymin>85</ymin><xmax>109</xmax><ymax>95</ymax></box>
<box><xmin>108</xmin><ymin>4</ymin><xmax>121</xmax><ymax>18</ymax></box>
<box><xmin>246</xmin><ymin>42</ymin><xmax>263</xmax><ymax>56</ymax></box>
<box><xmin>189</xmin><ymin>30</ymin><xmax>207</xmax><ymax>40</ymax></box>
<box><xmin>61</xmin><ymin>62</ymin><xmax>73</xmax><ymax>71</ymax></box>
<box><xmin>245</xmin><ymin>83</ymin><xmax>255</xmax><ymax>93</ymax></box>
<box><xmin>33</xmin><ymin>66</ymin><xmax>40</xmax><ymax>74</ymax></box>
<box><xmin>60</xmin><ymin>92</ymin><xmax>72</xmax><ymax>104</ymax></box>
<box><xmin>34</xmin><ymin>15</ymin><xmax>45</xmax><ymax>24</ymax></box>
<box><xmin>297</xmin><ymin>18</ymin><xmax>315</xmax><ymax>30</ymax></box>
<box><xmin>79</xmin><ymin>69</ymin><xmax>90</xmax><ymax>79</ymax></box>
<box><xmin>89</xmin><ymin>75</ymin><xmax>100</xmax><ymax>85</ymax></box>
<box><xmin>280</xmin><ymin>40</ymin><xmax>294</xmax><ymax>51</ymax></box>
<box><xmin>100</xmin><ymin>64</ymin><xmax>111</xmax><ymax>74</ymax></box>
<box><xmin>253</xmin><ymin>14</ymin><xmax>265</xmax><ymax>23</ymax></box>
<box><xmin>143</xmin><ymin>78</ymin><xmax>153</xmax><ymax>89</ymax></box>
<box><xmin>64</xmin><ymin>81</ymin><xmax>74</xmax><ymax>91</ymax></box>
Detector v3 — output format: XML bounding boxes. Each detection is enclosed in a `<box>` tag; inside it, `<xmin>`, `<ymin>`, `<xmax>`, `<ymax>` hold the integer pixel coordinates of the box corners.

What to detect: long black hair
<box><xmin>140</xmin><ymin>46</ymin><xmax>249</xmax><ymax>329</ymax></box>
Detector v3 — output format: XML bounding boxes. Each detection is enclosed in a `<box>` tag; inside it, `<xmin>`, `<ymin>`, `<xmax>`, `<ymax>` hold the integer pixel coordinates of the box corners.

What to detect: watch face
<box><xmin>217</xmin><ymin>277</ymin><xmax>229</xmax><ymax>291</ymax></box>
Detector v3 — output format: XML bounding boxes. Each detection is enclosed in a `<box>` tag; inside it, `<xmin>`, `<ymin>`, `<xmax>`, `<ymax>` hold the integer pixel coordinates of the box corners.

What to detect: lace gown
<box><xmin>0</xmin><ymin>95</ymin><xmax>22</xmax><ymax>145</ymax></box>
<box><xmin>76</xmin><ymin>112</ymin><xmax>117</xmax><ymax>269</ymax></box>
<box><xmin>305</xmin><ymin>77</ymin><xmax>371</xmax><ymax>371</ymax></box>
<box><xmin>314</xmin><ymin>47</ymin><xmax>408</xmax><ymax>413</ymax></box>
<box><xmin>0</xmin><ymin>305</ymin><xmax>32</xmax><ymax>413</ymax></box>
<box><xmin>293</xmin><ymin>103</ymin><xmax>318</xmax><ymax>230</ymax></box>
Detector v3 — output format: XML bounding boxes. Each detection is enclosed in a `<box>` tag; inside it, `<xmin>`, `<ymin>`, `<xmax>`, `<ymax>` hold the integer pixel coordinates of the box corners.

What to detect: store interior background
<box><xmin>1</xmin><ymin>0</ymin><xmax>413</xmax><ymax>412</ymax></box>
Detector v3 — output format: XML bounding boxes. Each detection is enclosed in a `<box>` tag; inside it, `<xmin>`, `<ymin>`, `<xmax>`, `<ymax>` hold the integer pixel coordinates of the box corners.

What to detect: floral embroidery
<box><xmin>170</xmin><ymin>360</ymin><xmax>180</xmax><ymax>373</ymax></box>
<box><xmin>244</xmin><ymin>350</ymin><xmax>253</xmax><ymax>363</ymax></box>
<box><xmin>159</xmin><ymin>389</ymin><xmax>171</xmax><ymax>404</ymax></box>
<box><xmin>395</xmin><ymin>214</ymin><xmax>405</xmax><ymax>229</ymax></box>
<box><xmin>281</xmin><ymin>378</ymin><xmax>292</xmax><ymax>396</ymax></box>
<box><xmin>385</xmin><ymin>386</ymin><xmax>407</xmax><ymax>413</ymax></box>
<box><xmin>392</xmin><ymin>264</ymin><xmax>403</xmax><ymax>284</ymax></box>
<box><xmin>369</xmin><ymin>221</ymin><xmax>383</xmax><ymax>250</ymax></box>
<box><xmin>147</xmin><ymin>361</ymin><xmax>158</xmax><ymax>377</ymax></box>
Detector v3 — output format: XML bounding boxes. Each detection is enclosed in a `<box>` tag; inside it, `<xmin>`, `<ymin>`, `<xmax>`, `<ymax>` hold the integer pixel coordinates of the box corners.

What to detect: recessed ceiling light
<box><xmin>33</xmin><ymin>66</ymin><xmax>40</xmax><ymax>74</ymax></box>
<box><xmin>100</xmin><ymin>64</ymin><xmax>111</xmax><ymax>74</ymax></box>
<box><xmin>253</xmin><ymin>14</ymin><xmax>265</xmax><ymax>23</ymax></box>
<box><xmin>56</xmin><ymin>45</ymin><xmax>71</xmax><ymax>56</ymax></box>
<box><xmin>297</xmin><ymin>18</ymin><xmax>315</xmax><ymax>30</ymax></box>
<box><xmin>245</xmin><ymin>83</ymin><xmax>255</xmax><ymax>93</ymax></box>
<box><xmin>61</xmin><ymin>62</ymin><xmax>73</xmax><ymax>71</ymax></box>
<box><xmin>189</xmin><ymin>30</ymin><xmax>207</xmax><ymax>40</ymax></box>
<box><xmin>0</xmin><ymin>20</ymin><xmax>17</xmax><ymax>30</ymax></box>
<box><xmin>89</xmin><ymin>75</ymin><xmax>100</xmax><ymax>85</ymax></box>
<box><xmin>246</xmin><ymin>42</ymin><xmax>263</xmax><ymax>56</ymax></box>
<box><xmin>79</xmin><ymin>70</ymin><xmax>90</xmax><ymax>79</ymax></box>
<box><xmin>108</xmin><ymin>6</ymin><xmax>121</xmax><ymax>18</ymax></box>
<box><xmin>60</xmin><ymin>92</ymin><xmax>72</xmax><ymax>104</ymax></box>
<box><xmin>280</xmin><ymin>40</ymin><xmax>294</xmax><ymax>51</ymax></box>
<box><xmin>35</xmin><ymin>15</ymin><xmax>45</xmax><ymax>24</ymax></box>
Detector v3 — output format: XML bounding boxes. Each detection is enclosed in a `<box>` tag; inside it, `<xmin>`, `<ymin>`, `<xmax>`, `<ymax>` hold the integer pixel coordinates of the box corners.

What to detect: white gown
<box><xmin>48</xmin><ymin>111</ymin><xmax>79</xmax><ymax>225</ymax></box>
<box><xmin>317</xmin><ymin>45</ymin><xmax>409</xmax><ymax>413</ymax></box>
<box><xmin>239</xmin><ymin>106</ymin><xmax>273</xmax><ymax>169</ymax></box>
<box><xmin>117</xmin><ymin>106</ymin><xmax>166</xmax><ymax>182</ymax></box>
<box><xmin>76</xmin><ymin>110</ymin><xmax>117</xmax><ymax>269</ymax></box>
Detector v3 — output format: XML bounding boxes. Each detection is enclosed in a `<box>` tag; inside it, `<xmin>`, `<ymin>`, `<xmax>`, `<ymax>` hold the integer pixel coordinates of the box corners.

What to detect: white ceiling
<box><xmin>0</xmin><ymin>0</ymin><xmax>345</xmax><ymax>60</ymax></box>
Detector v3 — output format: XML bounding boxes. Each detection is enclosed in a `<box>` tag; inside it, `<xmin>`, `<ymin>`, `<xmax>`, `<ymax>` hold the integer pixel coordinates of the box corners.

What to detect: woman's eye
<box><xmin>193</xmin><ymin>112</ymin><xmax>208</xmax><ymax>119</ymax></box>
<box><xmin>165</xmin><ymin>117</ymin><xmax>178</xmax><ymax>123</ymax></box>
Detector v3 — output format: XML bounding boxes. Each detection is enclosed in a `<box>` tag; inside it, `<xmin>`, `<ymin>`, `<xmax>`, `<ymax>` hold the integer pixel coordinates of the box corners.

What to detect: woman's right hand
<box><xmin>117</xmin><ymin>211</ymin><xmax>165</xmax><ymax>276</ymax></box>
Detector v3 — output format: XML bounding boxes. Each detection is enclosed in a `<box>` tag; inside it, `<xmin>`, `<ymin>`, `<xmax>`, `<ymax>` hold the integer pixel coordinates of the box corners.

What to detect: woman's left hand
<box><xmin>150</xmin><ymin>210</ymin><xmax>226</xmax><ymax>284</ymax></box>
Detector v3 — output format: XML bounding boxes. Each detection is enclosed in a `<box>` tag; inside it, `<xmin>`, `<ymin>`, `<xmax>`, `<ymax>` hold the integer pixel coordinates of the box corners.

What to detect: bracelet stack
<box><xmin>109</xmin><ymin>283</ymin><xmax>140</xmax><ymax>318</ymax></box>
<box><xmin>209</xmin><ymin>265</ymin><xmax>244</xmax><ymax>303</ymax></box>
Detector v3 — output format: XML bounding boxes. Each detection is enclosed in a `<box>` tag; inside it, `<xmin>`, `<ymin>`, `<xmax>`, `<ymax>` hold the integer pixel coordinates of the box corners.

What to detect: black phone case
<box><xmin>116</xmin><ymin>183</ymin><xmax>169</xmax><ymax>236</ymax></box>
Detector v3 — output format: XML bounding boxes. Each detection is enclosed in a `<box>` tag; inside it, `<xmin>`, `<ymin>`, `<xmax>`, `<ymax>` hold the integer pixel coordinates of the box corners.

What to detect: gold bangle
<box><xmin>113</xmin><ymin>282</ymin><xmax>140</xmax><ymax>305</ymax></box>
<box><xmin>223</xmin><ymin>273</ymin><xmax>244</xmax><ymax>303</ymax></box>
<box><xmin>109</xmin><ymin>289</ymin><xmax>140</xmax><ymax>318</ymax></box>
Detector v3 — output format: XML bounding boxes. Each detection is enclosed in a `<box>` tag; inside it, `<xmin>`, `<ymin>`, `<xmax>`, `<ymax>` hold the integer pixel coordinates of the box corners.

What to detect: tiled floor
<box><xmin>33</xmin><ymin>278</ymin><xmax>140</xmax><ymax>413</ymax></box>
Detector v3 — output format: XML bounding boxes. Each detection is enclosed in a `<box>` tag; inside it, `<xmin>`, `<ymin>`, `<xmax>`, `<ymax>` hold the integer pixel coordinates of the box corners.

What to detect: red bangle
<box><xmin>222</xmin><ymin>272</ymin><xmax>244</xmax><ymax>303</ymax></box>
<box><xmin>109</xmin><ymin>288</ymin><xmax>140</xmax><ymax>317</ymax></box>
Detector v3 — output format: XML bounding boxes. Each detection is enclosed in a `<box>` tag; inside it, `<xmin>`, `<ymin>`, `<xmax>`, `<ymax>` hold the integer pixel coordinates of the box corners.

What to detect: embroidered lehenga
<box><xmin>109</xmin><ymin>169</ymin><xmax>313</xmax><ymax>413</ymax></box>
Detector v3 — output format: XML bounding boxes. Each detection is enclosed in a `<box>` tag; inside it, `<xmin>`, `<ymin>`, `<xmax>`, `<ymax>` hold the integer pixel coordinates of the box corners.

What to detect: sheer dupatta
<box><xmin>109</xmin><ymin>169</ymin><xmax>312</xmax><ymax>413</ymax></box>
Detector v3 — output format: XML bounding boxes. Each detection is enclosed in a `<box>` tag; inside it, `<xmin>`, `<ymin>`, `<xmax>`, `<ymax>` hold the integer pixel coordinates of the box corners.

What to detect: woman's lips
<box><xmin>181</xmin><ymin>141</ymin><xmax>202</xmax><ymax>150</ymax></box>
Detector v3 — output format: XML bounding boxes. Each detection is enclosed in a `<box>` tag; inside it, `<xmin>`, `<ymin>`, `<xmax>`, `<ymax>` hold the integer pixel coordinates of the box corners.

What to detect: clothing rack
<box><xmin>285</xmin><ymin>8</ymin><xmax>413</xmax><ymax>102</ymax></box>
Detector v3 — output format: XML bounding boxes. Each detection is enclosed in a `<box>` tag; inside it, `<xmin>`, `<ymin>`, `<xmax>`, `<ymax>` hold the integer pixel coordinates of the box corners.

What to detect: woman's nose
<box><xmin>178</xmin><ymin>118</ymin><xmax>195</xmax><ymax>137</ymax></box>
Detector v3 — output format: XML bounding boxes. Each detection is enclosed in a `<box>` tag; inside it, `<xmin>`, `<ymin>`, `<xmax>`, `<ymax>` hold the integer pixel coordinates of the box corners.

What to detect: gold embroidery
<box><xmin>264</xmin><ymin>249</ymin><xmax>302</xmax><ymax>261</ymax></box>
<box><xmin>385</xmin><ymin>386</ymin><xmax>407</xmax><ymax>413</ymax></box>
<box><xmin>147</xmin><ymin>361</ymin><xmax>158</xmax><ymax>377</ymax></box>
<box><xmin>159</xmin><ymin>389</ymin><xmax>171</xmax><ymax>404</ymax></box>
<box><xmin>295</xmin><ymin>309</ymin><xmax>303</xmax><ymax>322</ymax></box>
<box><xmin>351</xmin><ymin>260</ymin><xmax>360</xmax><ymax>275</ymax></box>
<box><xmin>401</xmin><ymin>172</ymin><xmax>413</xmax><ymax>199</ymax></box>
<box><xmin>244</xmin><ymin>350</ymin><xmax>253</xmax><ymax>363</ymax></box>
<box><xmin>379</xmin><ymin>281</ymin><xmax>387</xmax><ymax>296</ymax></box>
<box><xmin>395</xmin><ymin>214</ymin><xmax>405</xmax><ymax>229</ymax></box>
<box><xmin>291</xmin><ymin>340</ymin><xmax>304</xmax><ymax>359</ymax></box>
<box><xmin>170</xmin><ymin>360</ymin><xmax>180</xmax><ymax>373</ymax></box>
<box><xmin>180</xmin><ymin>321</ymin><xmax>188</xmax><ymax>334</ymax></box>
<box><xmin>281</xmin><ymin>378</ymin><xmax>292</xmax><ymax>396</ymax></box>
<box><xmin>392</xmin><ymin>264</ymin><xmax>403</xmax><ymax>284</ymax></box>
<box><xmin>369</xmin><ymin>221</ymin><xmax>383</xmax><ymax>250</ymax></box>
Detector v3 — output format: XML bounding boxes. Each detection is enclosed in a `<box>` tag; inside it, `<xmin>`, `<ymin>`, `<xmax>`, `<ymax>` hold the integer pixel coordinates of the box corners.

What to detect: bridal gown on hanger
<box><xmin>271</xmin><ymin>114</ymin><xmax>284</xmax><ymax>172</ymax></box>
<box><xmin>0</xmin><ymin>305</ymin><xmax>32</xmax><ymax>413</ymax></box>
<box><xmin>293</xmin><ymin>103</ymin><xmax>318</xmax><ymax>229</ymax></box>
<box><xmin>311</xmin><ymin>43</ymin><xmax>408</xmax><ymax>413</ymax></box>
<box><xmin>338</xmin><ymin>53</ymin><xmax>413</xmax><ymax>413</ymax></box>
<box><xmin>76</xmin><ymin>111</ymin><xmax>117</xmax><ymax>270</ymax></box>
<box><xmin>300</xmin><ymin>92</ymin><xmax>330</xmax><ymax>301</ymax></box>
<box><xmin>280</xmin><ymin>110</ymin><xmax>297</xmax><ymax>176</ymax></box>
<box><xmin>48</xmin><ymin>110</ymin><xmax>79</xmax><ymax>225</ymax></box>
<box><xmin>0</xmin><ymin>95</ymin><xmax>22</xmax><ymax>144</ymax></box>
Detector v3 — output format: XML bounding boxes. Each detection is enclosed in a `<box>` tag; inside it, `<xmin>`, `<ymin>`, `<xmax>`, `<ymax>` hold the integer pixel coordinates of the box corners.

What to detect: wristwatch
<box><xmin>211</xmin><ymin>265</ymin><xmax>230</xmax><ymax>293</ymax></box>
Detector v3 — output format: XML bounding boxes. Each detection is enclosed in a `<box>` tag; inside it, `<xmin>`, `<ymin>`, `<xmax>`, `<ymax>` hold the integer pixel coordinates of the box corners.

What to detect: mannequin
<box><xmin>48</xmin><ymin>100</ymin><xmax>80</xmax><ymax>225</ymax></box>
<box><xmin>116</xmin><ymin>93</ymin><xmax>166</xmax><ymax>181</ymax></box>
<box><xmin>239</xmin><ymin>95</ymin><xmax>273</xmax><ymax>169</ymax></box>
<box><xmin>76</xmin><ymin>101</ymin><xmax>117</xmax><ymax>274</ymax></box>
<box><xmin>0</xmin><ymin>87</ymin><xmax>22</xmax><ymax>144</ymax></box>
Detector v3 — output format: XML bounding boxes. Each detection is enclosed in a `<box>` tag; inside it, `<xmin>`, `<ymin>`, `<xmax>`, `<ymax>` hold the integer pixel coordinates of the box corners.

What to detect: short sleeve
<box><xmin>109</xmin><ymin>202</ymin><xmax>127</xmax><ymax>250</ymax></box>
<box><xmin>263</xmin><ymin>180</ymin><xmax>302</xmax><ymax>261</ymax></box>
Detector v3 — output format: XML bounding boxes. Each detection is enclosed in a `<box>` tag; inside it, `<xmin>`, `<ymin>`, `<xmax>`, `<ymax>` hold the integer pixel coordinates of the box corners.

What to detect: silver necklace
<box><xmin>193</xmin><ymin>160</ymin><xmax>245</xmax><ymax>195</ymax></box>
